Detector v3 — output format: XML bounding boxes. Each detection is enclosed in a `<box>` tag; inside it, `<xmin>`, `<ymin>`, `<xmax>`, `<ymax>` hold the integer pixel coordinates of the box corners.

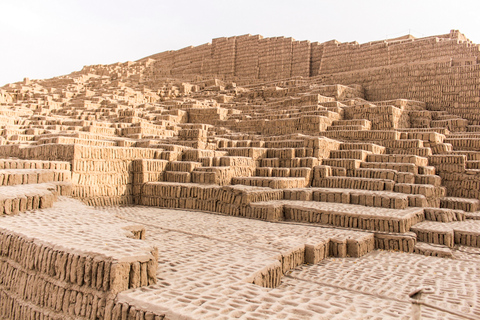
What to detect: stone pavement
<box><xmin>97</xmin><ymin>204</ymin><xmax>480</xmax><ymax>319</ymax></box>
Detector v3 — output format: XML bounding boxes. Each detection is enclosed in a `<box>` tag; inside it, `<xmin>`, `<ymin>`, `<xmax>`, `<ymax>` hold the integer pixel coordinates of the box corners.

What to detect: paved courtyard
<box><xmin>100</xmin><ymin>203</ymin><xmax>480</xmax><ymax>319</ymax></box>
<box><xmin>1</xmin><ymin>197</ymin><xmax>479</xmax><ymax>319</ymax></box>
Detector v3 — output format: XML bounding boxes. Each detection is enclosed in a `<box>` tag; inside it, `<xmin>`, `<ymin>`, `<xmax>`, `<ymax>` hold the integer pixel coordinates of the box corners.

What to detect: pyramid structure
<box><xmin>1</xmin><ymin>30</ymin><xmax>480</xmax><ymax>319</ymax></box>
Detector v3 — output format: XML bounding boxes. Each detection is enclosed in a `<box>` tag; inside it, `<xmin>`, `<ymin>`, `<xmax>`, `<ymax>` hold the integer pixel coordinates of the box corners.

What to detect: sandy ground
<box><xmin>2</xmin><ymin>197</ymin><xmax>480</xmax><ymax>319</ymax></box>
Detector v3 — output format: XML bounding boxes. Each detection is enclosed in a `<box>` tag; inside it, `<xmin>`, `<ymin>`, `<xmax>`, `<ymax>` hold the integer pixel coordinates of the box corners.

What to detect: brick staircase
<box><xmin>0</xmin><ymin>159</ymin><xmax>72</xmax><ymax>215</ymax></box>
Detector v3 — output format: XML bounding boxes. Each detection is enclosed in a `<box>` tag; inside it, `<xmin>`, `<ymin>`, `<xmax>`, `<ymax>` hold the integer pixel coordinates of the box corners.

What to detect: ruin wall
<box><xmin>0</xmin><ymin>224</ymin><xmax>160</xmax><ymax>320</ymax></box>
<box><xmin>142</xmin><ymin>30</ymin><xmax>479</xmax><ymax>81</ymax></box>
<box><xmin>316</xmin><ymin>61</ymin><xmax>480</xmax><ymax>124</ymax></box>
<box><xmin>317</xmin><ymin>34</ymin><xmax>479</xmax><ymax>75</ymax></box>
<box><xmin>143</xmin><ymin>34</ymin><xmax>313</xmax><ymax>80</ymax></box>
<box><xmin>0</xmin><ymin>144</ymin><xmax>163</xmax><ymax>205</ymax></box>
<box><xmin>141</xmin><ymin>30</ymin><xmax>480</xmax><ymax>124</ymax></box>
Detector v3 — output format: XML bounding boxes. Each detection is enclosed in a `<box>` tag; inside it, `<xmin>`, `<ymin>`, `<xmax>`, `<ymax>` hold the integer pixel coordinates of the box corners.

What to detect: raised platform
<box><xmin>2</xmin><ymin>29</ymin><xmax>480</xmax><ymax>319</ymax></box>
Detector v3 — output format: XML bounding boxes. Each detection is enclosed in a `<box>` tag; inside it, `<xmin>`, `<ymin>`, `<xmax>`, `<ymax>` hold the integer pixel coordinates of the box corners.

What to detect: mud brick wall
<box><xmin>309</xmin><ymin>42</ymin><xmax>326</xmax><ymax>76</ymax></box>
<box><xmin>143</xmin><ymin>31</ymin><xmax>480</xmax><ymax>125</ymax></box>
<box><xmin>316</xmin><ymin>33</ymin><xmax>479</xmax><ymax>75</ymax></box>
<box><xmin>0</xmin><ymin>144</ymin><xmax>76</xmax><ymax>162</ymax></box>
<box><xmin>261</xmin><ymin>115</ymin><xmax>333</xmax><ymax>136</ymax></box>
<box><xmin>141</xmin><ymin>182</ymin><xmax>284</xmax><ymax>221</ymax></box>
<box><xmin>178</xmin><ymin>128</ymin><xmax>208</xmax><ymax>143</ymax></box>
<box><xmin>211</xmin><ymin>36</ymin><xmax>237</xmax><ymax>77</ymax></box>
<box><xmin>133</xmin><ymin>155</ymin><xmax>255</xmax><ymax>189</ymax></box>
<box><xmin>132</xmin><ymin>159</ymin><xmax>169</xmax><ymax>204</ymax></box>
<box><xmin>0</xmin><ymin>230</ymin><xmax>160</xmax><ymax>320</ymax></box>
<box><xmin>0</xmin><ymin>144</ymin><xmax>165</xmax><ymax>206</ymax></box>
<box><xmin>0</xmin><ymin>159</ymin><xmax>70</xmax><ymax>171</ymax></box>
<box><xmin>71</xmin><ymin>146</ymin><xmax>161</xmax><ymax>206</ymax></box>
<box><xmin>148</xmin><ymin>39</ymin><xmax>214</xmax><ymax>78</ymax></box>
<box><xmin>321</xmin><ymin>130</ymin><xmax>401</xmax><ymax>143</ymax></box>
<box><xmin>259</xmin><ymin>37</ymin><xmax>293</xmax><ymax>80</ymax></box>
<box><xmin>445</xmin><ymin>137</ymin><xmax>480</xmax><ymax>151</ymax></box>
<box><xmin>235</xmin><ymin>34</ymin><xmax>261</xmax><ymax>78</ymax></box>
<box><xmin>428</xmin><ymin>154</ymin><xmax>480</xmax><ymax>199</ymax></box>
<box><xmin>344</xmin><ymin>104</ymin><xmax>410</xmax><ymax>130</ymax></box>
<box><xmin>188</xmin><ymin>107</ymin><xmax>228</xmax><ymax>124</ymax></box>
<box><xmin>0</xmin><ymin>159</ymin><xmax>72</xmax><ymax>215</ymax></box>
<box><xmin>291</xmin><ymin>40</ymin><xmax>311</xmax><ymax>78</ymax></box>
<box><xmin>0</xmin><ymin>90</ymin><xmax>13</xmax><ymax>104</ymax></box>
<box><xmin>303</xmin><ymin>136</ymin><xmax>342</xmax><ymax>158</ymax></box>
<box><xmin>144</xmin><ymin>34</ymin><xmax>313</xmax><ymax>80</ymax></box>
<box><xmin>312</xmin><ymin>84</ymin><xmax>365</xmax><ymax>101</ymax></box>
<box><xmin>38</xmin><ymin>136</ymin><xmax>118</xmax><ymax>147</ymax></box>
<box><xmin>217</xmin><ymin>156</ymin><xmax>255</xmax><ymax>185</ymax></box>
<box><xmin>121</xmin><ymin>122</ymin><xmax>174</xmax><ymax>138</ymax></box>
<box><xmin>170</xmin><ymin>43</ymin><xmax>213</xmax><ymax>76</ymax></box>
<box><xmin>283</xmin><ymin>203</ymin><xmax>424</xmax><ymax>233</ymax></box>
<box><xmin>144</xmin><ymin>31</ymin><xmax>479</xmax><ymax>82</ymax></box>
<box><xmin>444</xmin><ymin>173</ymin><xmax>480</xmax><ymax>199</ymax></box>
<box><xmin>0</xmin><ymin>184</ymin><xmax>59</xmax><ymax>216</ymax></box>
<box><xmin>317</xmin><ymin>61</ymin><xmax>480</xmax><ymax>125</ymax></box>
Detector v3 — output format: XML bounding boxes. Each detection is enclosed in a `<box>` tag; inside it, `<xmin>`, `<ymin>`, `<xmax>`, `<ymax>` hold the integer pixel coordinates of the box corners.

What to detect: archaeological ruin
<box><xmin>1</xmin><ymin>29</ymin><xmax>480</xmax><ymax>319</ymax></box>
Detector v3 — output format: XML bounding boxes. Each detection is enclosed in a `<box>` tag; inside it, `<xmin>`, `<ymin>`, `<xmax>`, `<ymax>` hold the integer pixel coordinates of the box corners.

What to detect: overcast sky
<box><xmin>1</xmin><ymin>0</ymin><xmax>480</xmax><ymax>86</ymax></box>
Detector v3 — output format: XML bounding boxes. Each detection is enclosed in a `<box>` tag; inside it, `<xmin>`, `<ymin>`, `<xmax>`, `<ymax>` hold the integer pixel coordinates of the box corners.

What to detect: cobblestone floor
<box><xmin>95</xmin><ymin>204</ymin><xmax>480</xmax><ymax>319</ymax></box>
<box><xmin>2</xmin><ymin>198</ymin><xmax>478</xmax><ymax>319</ymax></box>
<box><xmin>0</xmin><ymin>197</ymin><xmax>155</xmax><ymax>260</ymax></box>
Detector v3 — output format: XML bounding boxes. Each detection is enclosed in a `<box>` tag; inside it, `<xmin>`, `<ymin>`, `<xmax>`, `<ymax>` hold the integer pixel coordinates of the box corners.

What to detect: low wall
<box><xmin>0</xmin><ymin>229</ymin><xmax>161</xmax><ymax>320</ymax></box>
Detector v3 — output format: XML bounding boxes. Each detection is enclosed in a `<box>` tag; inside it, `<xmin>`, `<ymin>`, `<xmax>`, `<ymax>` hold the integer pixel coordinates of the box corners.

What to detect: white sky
<box><xmin>1</xmin><ymin>0</ymin><xmax>480</xmax><ymax>86</ymax></box>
